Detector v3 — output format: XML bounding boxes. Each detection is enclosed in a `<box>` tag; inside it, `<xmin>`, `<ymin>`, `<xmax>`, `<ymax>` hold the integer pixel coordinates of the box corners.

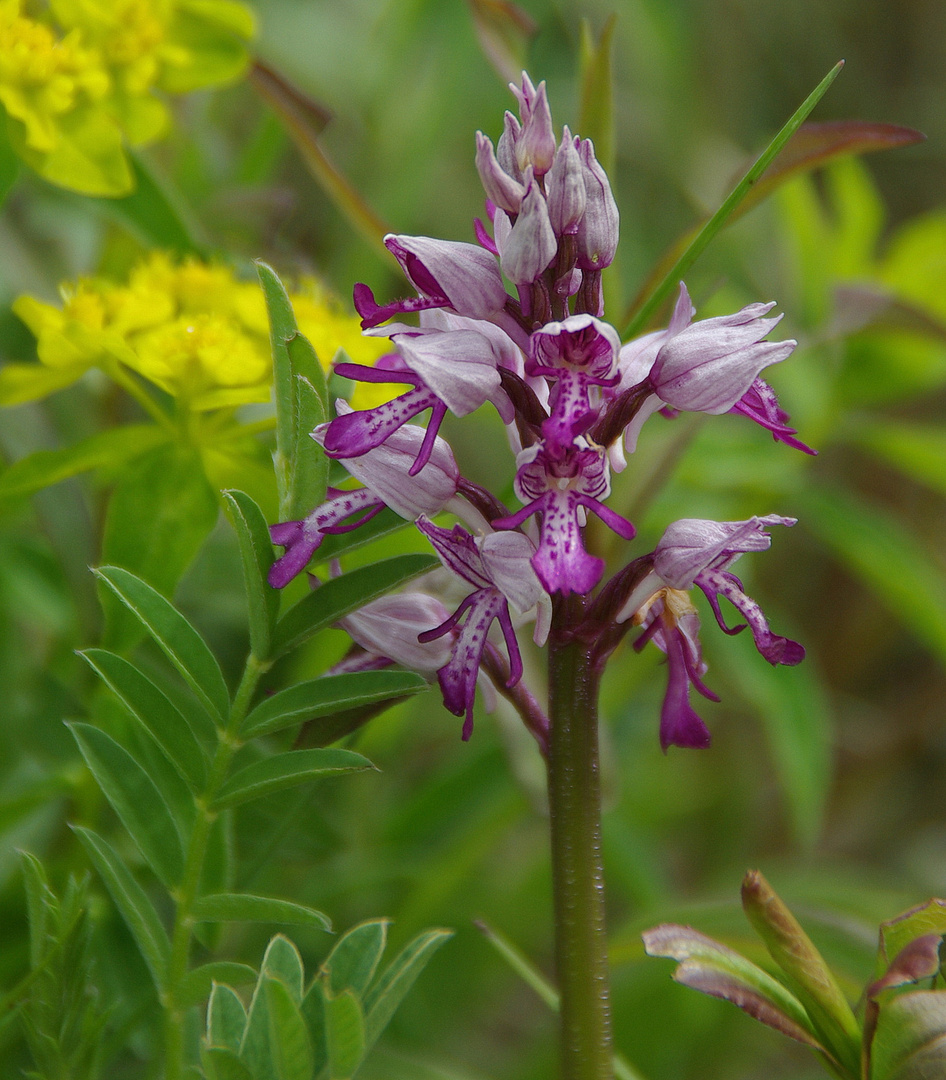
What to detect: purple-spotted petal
<box><xmin>314</xmin><ymin>402</ymin><xmax>459</xmax><ymax>519</ymax></box>
<box><xmin>696</xmin><ymin>568</ymin><xmax>805</xmax><ymax>666</ymax></box>
<box><xmin>659</xmin><ymin>619</ymin><xmax>713</xmax><ymax>751</ymax></box>
<box><xmin>730</xmin><ymin>377</ymin><xmax>817</xmax><ymax>455</ymax></box>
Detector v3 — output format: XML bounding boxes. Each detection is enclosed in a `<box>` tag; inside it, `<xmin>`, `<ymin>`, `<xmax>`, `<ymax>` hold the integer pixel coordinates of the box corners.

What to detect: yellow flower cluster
<box><xmin>13</xmin><ymin>253</ymin><xmax>393</xmax><ymax>412</ymax></box>
<box><xmin>0</xmin><ymin>0</ymin><xmax>254</xmax><ymax>194</ymax></box>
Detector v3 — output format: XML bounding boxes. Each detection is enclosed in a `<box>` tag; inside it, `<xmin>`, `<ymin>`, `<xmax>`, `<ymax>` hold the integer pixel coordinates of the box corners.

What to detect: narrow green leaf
<box><xmin>871</xmin><ymin>991</ymin><xmax>946</xmax><ymax>1080</ymax></box>
<box><xmin>94</xmin><ymin>566</ymin><xmax>230</xmax><ymax>724</ymax></box>
<box><xmin>194</xmin><ymin>894</ymin><xmax>331</xmax><ymax>932</ymax></box>
<box><xmin>798</xmin><ymin>485</ymin><xmax>946</xmax><ymax>670</ymax></box>
<box><xmin>69</xmin><ymin>723</ymin><xmax>184</xmax><ymax>889</ymax></box>
<box><xmin>241</xmin><ymin>671</ymin><xmax>426</xmax><ymax>740</ymax></box>
<box><xmin>18</xmin><ymin>851</ymin><xmax>53</xmax><ymax>970</ymax></box>
<box><xmin>241</xmin><ymin>974</ymin><xmax>314</xmax><ymax>1080</ymax></box>
<box><xmin>642</xmin><ymin>924</ymin><xmax>823</xmax><ymax>1048</ymax></box>
<box><xmin>100</xmin><ymin>443</ymin><xmax>219</xmax><ymax>651</ymax></box>
<box><xmin>106</xmin><ymin>153</ymin><xmax>203</xmax><ymax>255</ymax></box>
<box><xmin>0</xmin><ymin>425</ymin><xmax>168</xmax><ymax>502</ymax></box>
<box><xmin>736</xmin><ymin>120</ymin><xmax>924</xmax><ymax>223</ymax></box>
<box><xmin>272</xmin><ymin>554</ymin><xmax>438</xmax><ymax>657</ymax></box>
<box><xmin>201</xmin><ymin>1045</ymin><xmax>254</xmax><ymax>1080</ymax></box>
<box><xmin>222</xmin><ymin>490</ymin><xmax>280</xmax><ymax>661</ymax></box>
<box><xmin>741</xmin><ymin>870</ymin><xmax>861</xmax><ymax>1075</ymax></box>
<box><xmin>70</xmin><ymin>825</ymin><xmax>170</xmax><ymax>990</ymax></box>
<box><xmin>180</xmin><ymin>964</ymin><xmax>256</xmax><ymax>1008</ymax></box>
<box><xmin>211</xmin><ymin>748</ymin><xmax>374</xmax><ymax>811</ymax></box>
<box><xmin>257</xmin><ymin>260</ymin><xmax>298</xmax><ymax>518</ymax></box>
<box><xmin>622</xmin><ymin>60</ymin><xmax>845</xmax><ymax>338</ymax></box>
<box><xmin>287</xmin><ymin>372</ymin><xmax>328</xmax><ymax>521</ymax></box>
<box><xmin>208</xmin><ymin>981</ymin><xmax>249</xmax><ymax>1050</ymax></box>
<box><xmin>577</xmin><ymin>15</ymin><xmax>617</xmax><ymax>175</ymax></box>
<box><xmin>324</xmin><ymin>988</ymin><xmax>365</xmax><ymax>1080</ymax></box>
<box><xmin>80</xmin><ymin>649</ymin><xmax>210</xmax><ymax>790</ymax></box>
<box><xmin>321</xmin><ymin>920</ymin><xmax>388</xmax><ymax>999</ymax></box>
<box><xmin>363</xmin><ymin>929</ymin><xmax>453</xmax><ymax>1049</ymax></box>
<box><xmin>262</xmin><ymin>935</ymin><xmax>306</xmax><ymax>1003</ymax></box>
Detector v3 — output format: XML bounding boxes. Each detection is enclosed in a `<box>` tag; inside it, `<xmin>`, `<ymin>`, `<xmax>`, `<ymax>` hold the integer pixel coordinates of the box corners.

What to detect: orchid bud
<box><xmin>475</xmin><ymin>132</ymin><xmax>524</xmax><ymax>214</ymax></box>
<box><xmin>546</xmin><ymin>127</ymin><xmax>586</xmax><ymax>236</ymax></box>
<box><xmin>500</xmin><ymin>177</ymin><xmax>557</xmax><ymax>286</ymax></box>
<box><xmin>575</xmin><ymin>138</ymin><xmax>619</xmax><ymax>270</ymax></box>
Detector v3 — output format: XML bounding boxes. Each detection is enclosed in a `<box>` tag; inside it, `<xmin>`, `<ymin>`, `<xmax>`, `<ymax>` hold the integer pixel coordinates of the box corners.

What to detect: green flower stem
<box><xmin>547</xmin><ymin>596</ymin><xmax>612</xmax><ymax>1080</ymax></box>
<box><xmin>163</xmin><ymin>653</ymin><xmax>269</xmax><ymax>1080</ymax></box>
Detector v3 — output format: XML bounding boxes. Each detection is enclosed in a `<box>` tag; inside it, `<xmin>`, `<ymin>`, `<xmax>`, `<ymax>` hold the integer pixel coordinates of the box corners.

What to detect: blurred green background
<box><xmin>1</xmin><ymin>0</ymin><xmax>945</xmax><ymax>1077</ymax></box>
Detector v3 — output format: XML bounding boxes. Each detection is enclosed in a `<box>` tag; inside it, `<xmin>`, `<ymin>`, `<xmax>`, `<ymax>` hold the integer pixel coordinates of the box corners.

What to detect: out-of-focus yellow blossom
<box><xmin>9</xmin><ymin>253</ymin><xmax>394</xmax><ymax>413</ymax></box>
<box><xmin>0</xmin><ymin>0</ymin><xmax>254</xmax><ymax>194</ymax></box>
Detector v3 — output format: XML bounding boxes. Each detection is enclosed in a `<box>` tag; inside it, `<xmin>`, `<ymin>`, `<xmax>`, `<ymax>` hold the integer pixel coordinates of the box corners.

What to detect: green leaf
<box><xmin>622</xmin><ymin>60</ymin><xmax>845</xmax><ymax>337</ymax></box>
<box><xmin>222</xmin><ymin>490</ymin><xmax>280</xmax><ymax>661</ymax></box>
<box><xmin>105</xmin><ymin>153</ymin><xmax>203</xmax><ymax>255</ymax></box>
<box><xmin>0</xmin><ymin>360</ymin><xmax>87</xmax><ymax>406</ymax></box>
<box><xmin>70</xmin><ymin>826</ymin><xmax>170</xmax><ymax>990</ymax></box>
<box><xmin>642</xmin><ymin>924</ymin><xmax>824</xmax><ymax>1049</ymax></box>
<box><xmin>262</xmin><ymin>935</ymin><xmax>306</xmax><ymax>1003</ymax></box>
<box><xmin>871</xmin><ymin>991</ymin><xmax>946</xmax><ymax>1080</ymax></box>
<box><xmin>100</xmin><ymin>443</ymin><xmax>220</xmax><ymax>651</ymax></box>
<box><xmin>18</xmin><ymin>851</ymin><xmax>53</xmax><ymax>970</ymax></box>
<box><xmin>94</xmin><ymin>566</ymin><xmax>230</xmax><ymax>724</ymax></box>
<box><xmin>0</xmin><ymin>425</ymin><xmax>168</xmax><ymax>502</ymax></box>
<box><xmin>211</xmin><ymin>748</ymin><xmax>374</xmax><ymax>811</ymax></box>
<box><xmin>363</xmin><ymin>928</ymin><xmax>453</xmax><ymax>1049</ymax></box>
<box><xmin>300</xmin><ymin>979</ymin><xmax>328</xmax><ymax>1076</ymax></box>
<box><xmin>271</xmin><ymin>554</ymin><xmax>438</xmax><ymax>658</ymax></box>
<box><xmin>320</xmin><ymin>920</ymin><xmax>388</xmax><ymax>999</ymax></box>
<box><xmin>577</xmin><ymin>15</ymin><xmax>616</xmax><ymax>175</ymax></box>
<box><xmin>324</xmin><ymin>988</ymin><xmax>365</xmax><ymax>1080</ymax></box>
<box><xmin>285</xmin><ymin>333</ymin><xmax>329</xmax><ymax>521</ymax></box>
<box><xmin>179</xmin><ymin>963</ymin><xmax>257</xmax><ymax>1008</ymax></box>
<box><xmin>241</xmin><ymin>671</ymin><xmax>426</xmax><ymax>740</ymax></box>
<box><xmin>80</xmin><ymin>649</ymin><xmax>211</xmax><ymax>790</ymax></box>
<box><xmin>7</xmin><ymin>105</ymin><xmax>133</xmax><ymax>196</ymax></box>
<box><xmin>208</xmin><ymin>981</ymin><xmax>249</xmax><ymax>1050</ymax></box>
<box><xmin>879</xmin><ymin>900</ymin><xmax>946</xmax><ymax>977</ymax></box>
<box><xmin>798</xmin><ymin>485</ymin><xmax>946</xmax><ymax>670</ymax></box>
<box><xmin>201</xmin><ymin>1046</ymin><xmax>254</xmax><ymax>1080</ymax></box>
<box><xmin>741</xmin><ymin>870</ymin><xmax>861</xmax><ymax>1075</ymax></box>
<box><xmin>241</xmin><ymin>975</ymin><xmax>314</xmax><ymax>1080</ymax></box>
<box><xmin>194</xmin><ymin>894</ymin><xmax>331</xmax><ymax>932</ymax></box>
<box><xmin>257</xmin><ymin>260</ymin><xmax>299</xmax><ymax>519</ymax></box>
<box><xmin>69</xmin><ymin>723</ymin><xmax>185</xmax><ymax>889</ymax></box>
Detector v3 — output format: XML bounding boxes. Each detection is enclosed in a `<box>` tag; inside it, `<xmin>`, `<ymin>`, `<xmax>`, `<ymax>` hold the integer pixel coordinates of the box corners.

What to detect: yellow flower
<box><xmin>0</xmin><ymin>0</ymin><xmax>254</xmax><ymax>192</ymax></box>
<box><xmin>10</xmin><ymin>253</ymin><xmax>396</xmax><ymax>413</ymax></box>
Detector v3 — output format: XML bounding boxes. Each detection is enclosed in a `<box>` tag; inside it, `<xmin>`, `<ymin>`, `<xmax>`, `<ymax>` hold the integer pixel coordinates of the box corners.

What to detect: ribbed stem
<box><xmin>547</xmin><ymin>596</ymin><xmax>612</xmax><ymax>1080</ymax></box>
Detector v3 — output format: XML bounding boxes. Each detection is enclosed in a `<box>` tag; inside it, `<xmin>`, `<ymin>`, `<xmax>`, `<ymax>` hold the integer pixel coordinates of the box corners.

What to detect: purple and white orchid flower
<box><xmin>415</xmin><ymin>519</ymin><xmax>548</xmax><ymax>740</ymax></box>
<box><xmin>617</xmin><ymin>516</ymin><xmax>805</xmax><ymax>749</ymax></box>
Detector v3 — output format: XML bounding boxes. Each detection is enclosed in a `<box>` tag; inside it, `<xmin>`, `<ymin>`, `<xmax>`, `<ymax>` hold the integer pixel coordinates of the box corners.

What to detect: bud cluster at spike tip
<box><xmin>267</xmin><ymin>73</ymin><xmax>811</xmax><ymax>749</ymax></box>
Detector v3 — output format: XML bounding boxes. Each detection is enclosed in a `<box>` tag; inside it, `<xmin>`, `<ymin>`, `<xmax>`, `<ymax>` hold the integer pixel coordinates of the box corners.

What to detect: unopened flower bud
<box><xmin>500</xmin><ymin>177</ymin><xmax>557</xmax><ymax>286</ymax></box>
<box><xmin>546</xmin><ymin>127</ymin><xmax>586</xmax><ymax>236</ymax></box>
<box><xmin>575</xmin><ymin>138</ymin><xmax>619</xmax><ymax>270</ymax></box>
<box><xmin>475</xmin><ymin>132</ymin><xmax>525</xmax><ymax>214</ymax></box>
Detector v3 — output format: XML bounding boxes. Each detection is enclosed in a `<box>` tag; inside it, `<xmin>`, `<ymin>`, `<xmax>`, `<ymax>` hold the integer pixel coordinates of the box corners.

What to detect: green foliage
<box><xmin>644</xmin><ymin>872</ymin><xmax>946</xmax><ymax>1080</ymax></box>
<box><xmin>202</xmin><ymin>926</ymin><xmax>452</xmax><ymax>1080</ymax></box>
